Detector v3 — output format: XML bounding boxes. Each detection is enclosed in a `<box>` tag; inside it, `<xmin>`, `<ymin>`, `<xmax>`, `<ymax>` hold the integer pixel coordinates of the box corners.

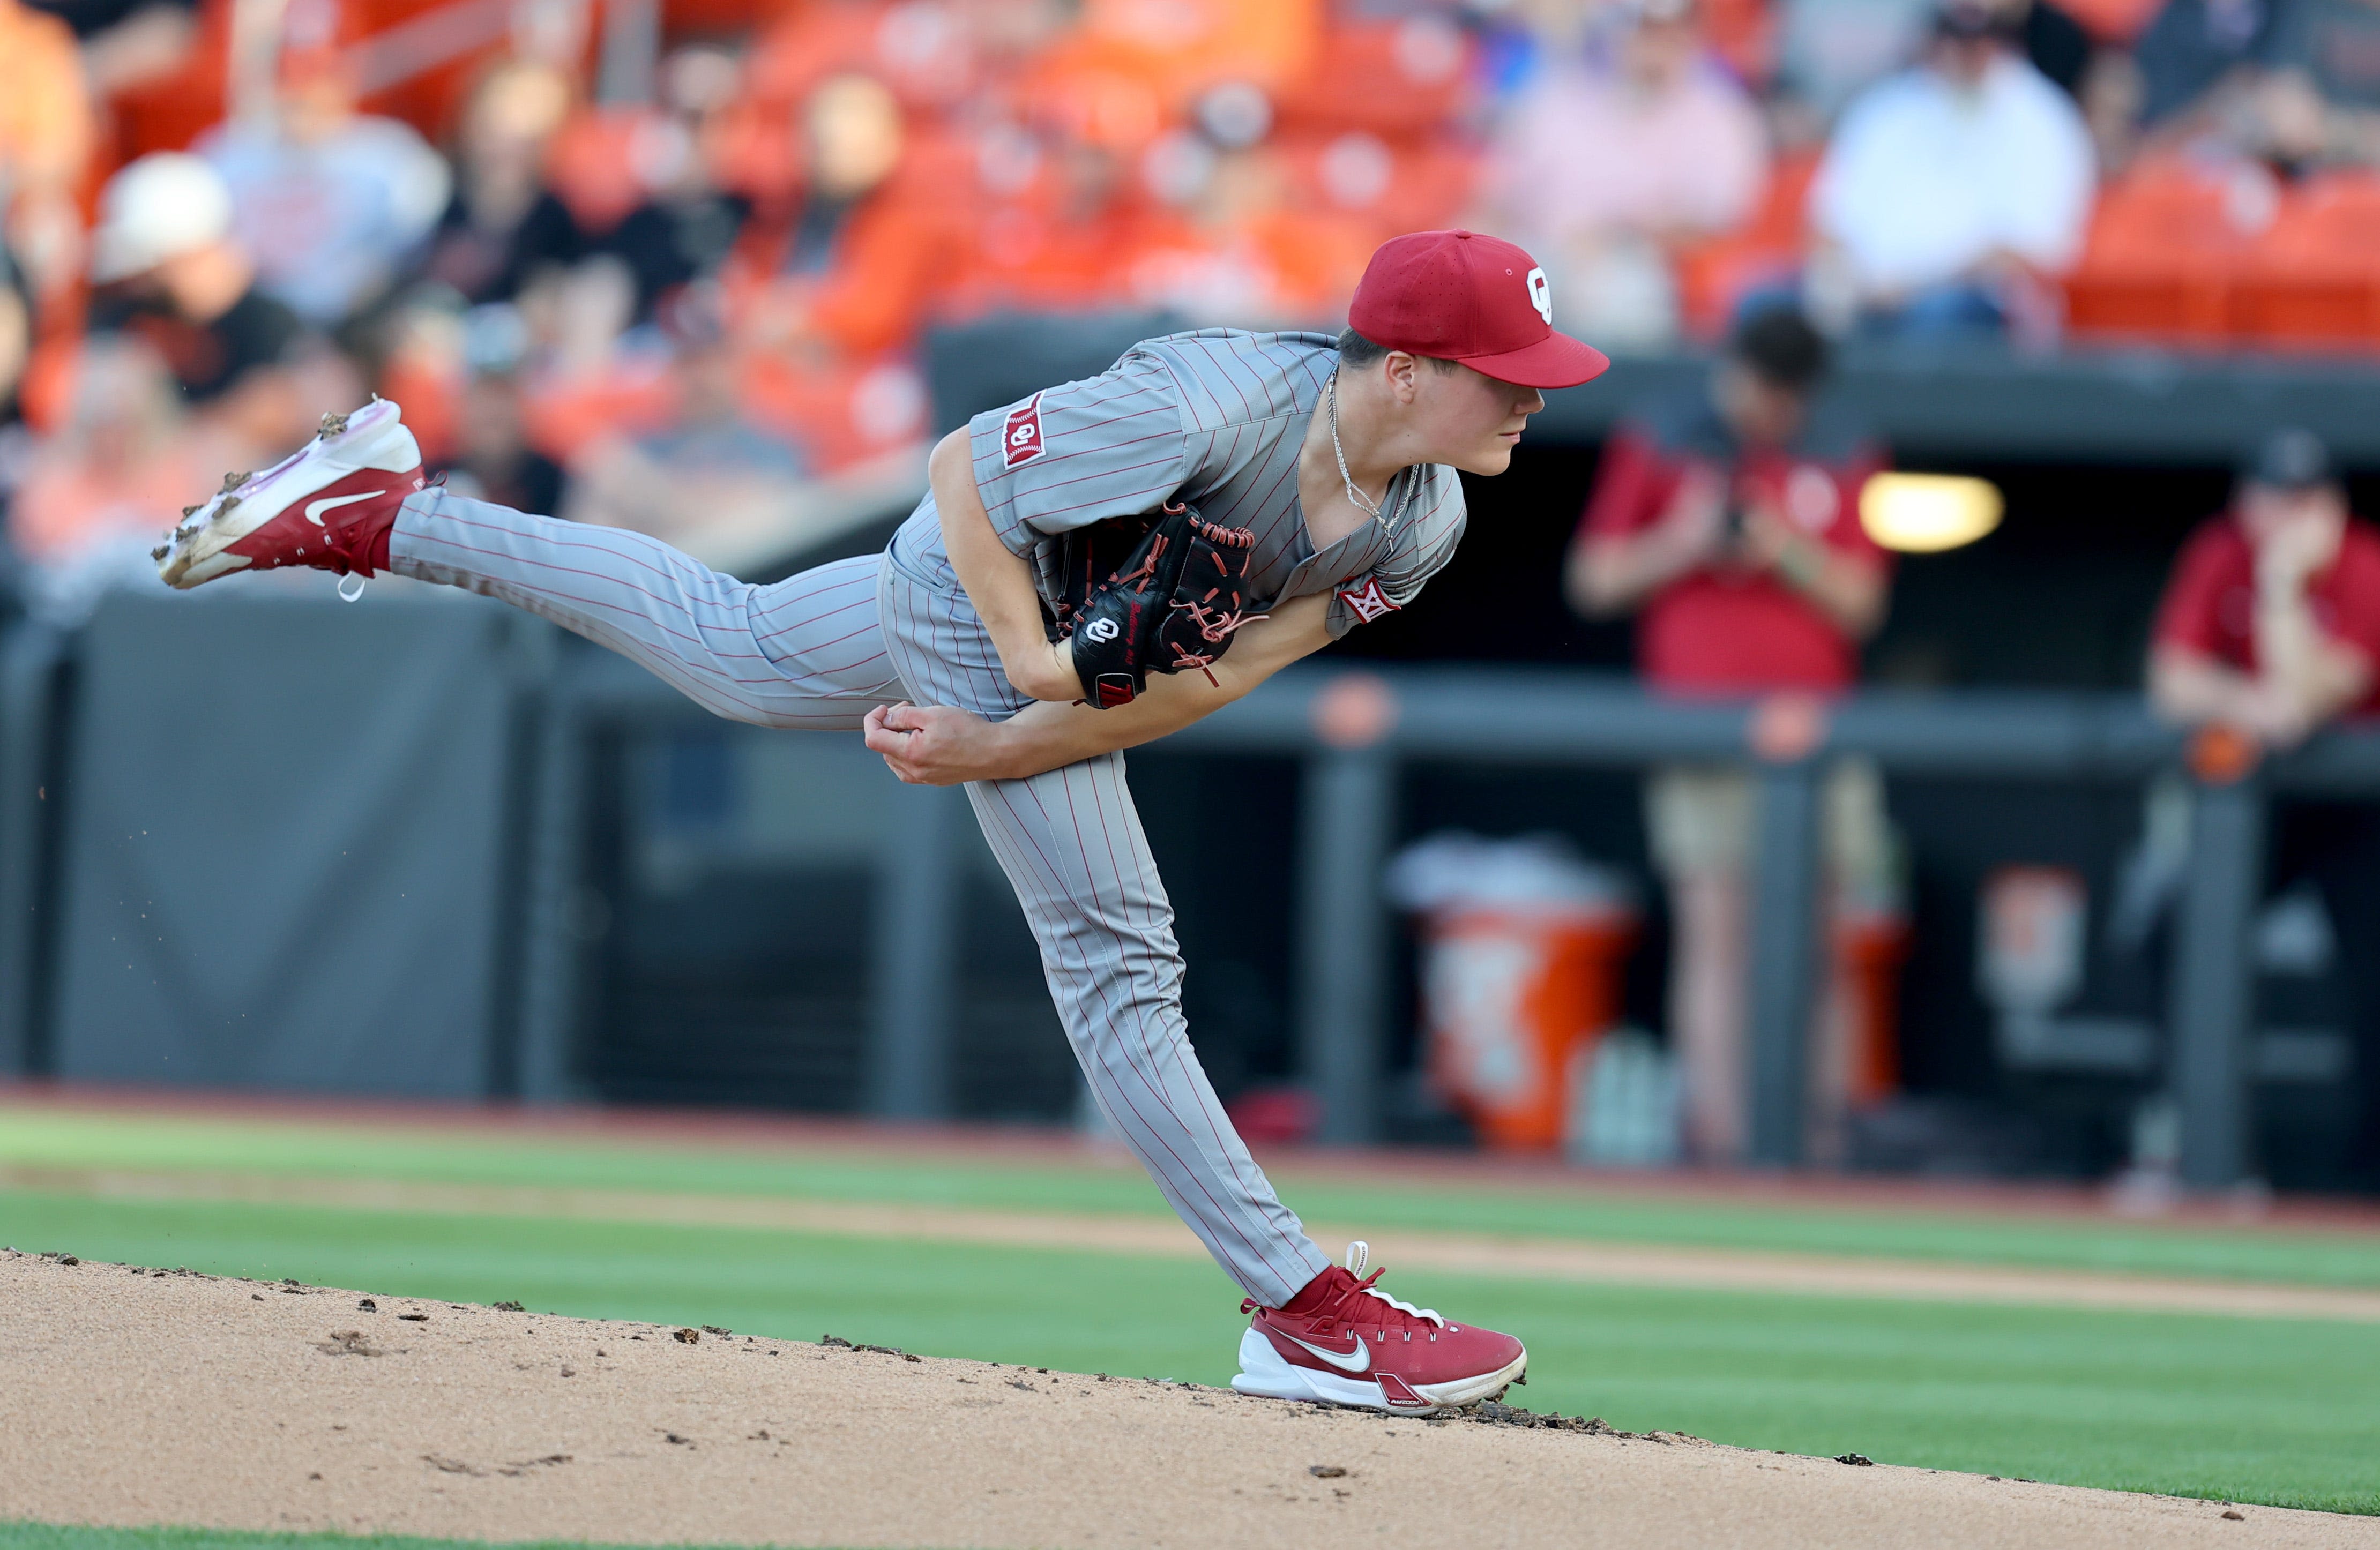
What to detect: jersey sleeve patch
<box><xmin>1002</xmin><ymin>393</ymin><xmax>1047</xmax><ymax>468</ymax></box>
<box><xmin>1337</xmin><ymin>576</ymin><xmax>1400</xmax><ymax>624</ymax></box>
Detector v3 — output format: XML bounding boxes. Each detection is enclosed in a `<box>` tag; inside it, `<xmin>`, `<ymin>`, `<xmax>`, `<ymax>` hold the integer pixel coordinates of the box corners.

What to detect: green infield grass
<box><xmin>5</xmin><ymin>1105</ymin><xmax>2379</xmax><ymax>1287</ymax></box>
<box><xmin>3</xmin><ymin>1104</ymin><xmax>2378</xmax><ymax>1516</ymax></box>
<box><xmin>0</xmin><ymin>1527</ymin><xmax>782</xmax><ymax>1550</ymax></box>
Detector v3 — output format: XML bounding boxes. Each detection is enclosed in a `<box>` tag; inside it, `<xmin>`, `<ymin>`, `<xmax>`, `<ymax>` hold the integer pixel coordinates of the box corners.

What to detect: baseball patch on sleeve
<box><xmin>1002</xmin><ymin>393</ymin><xmax>1047</xmax><ymax>468</ymax></box>
<box><xmin>1337</xmin><ymin>576</ymin><xmax>1399</xmax><ymax>624</ymax></box>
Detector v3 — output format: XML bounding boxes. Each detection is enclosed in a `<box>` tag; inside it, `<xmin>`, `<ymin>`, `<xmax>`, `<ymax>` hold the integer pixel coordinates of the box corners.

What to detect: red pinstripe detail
<box><xmin>981</xmin><ymin>453</ymin><xmax>1184</xmax><ymax>519</ymax></box>
<box><xmin>1082</xmin><ymin>751</ymin><xmax>1303</xmax><ymax>1251</ymax></box>
<box><xmin>400</xmin><ymin>500</ymin><xmax>902</xmax><ymax>723</ymax></box>
<box><xmin>989</xmin><ymin>770</ymin><xmax>1296</xmax><ymax>1291</ymax></box>
<box><xmin>1037</xmin><ymin>764</ymin><xmax>1304</xmax><ymax>1291</ymax></box>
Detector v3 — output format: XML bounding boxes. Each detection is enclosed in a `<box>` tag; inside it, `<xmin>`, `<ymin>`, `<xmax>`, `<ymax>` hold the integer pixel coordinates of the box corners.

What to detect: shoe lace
<box><xmin>1341</xmin><ymin>1241</ymin><xmax>1446</xmax><ymax>1329</ymax></box>
<box><xmin>1243</xmin><ymin>1240</ymin><xmax>1448</xmax><ymax>1330</ymax></box>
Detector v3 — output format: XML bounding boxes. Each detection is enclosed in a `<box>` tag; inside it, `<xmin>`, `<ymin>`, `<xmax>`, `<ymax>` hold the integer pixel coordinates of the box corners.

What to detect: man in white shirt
<box><xmin>1808</xmin><ymin>0</ymin><xmax>2094</xmax><ymax>338</ymax></box>
<box><xmin>199</xmin><ymin>47</ymin><xmax>450</xmax><ymax>328</ymax></box>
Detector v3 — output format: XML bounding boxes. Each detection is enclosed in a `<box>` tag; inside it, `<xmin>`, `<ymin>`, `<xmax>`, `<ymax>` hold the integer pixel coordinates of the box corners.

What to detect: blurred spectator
<box><xmin>432</xmin><ymin>308</ymin><xmax>566</xmax><ymax>516</ymax></box>
<box><xmin>1125</xmin><ymin>96</ymin><xmax>1375</xmax><ymax>326</ymax></box>
<box><xmin>1568</xmin><ymin>306</ymin><xmax>1894</xmax><ymax>1163</ymax></box>
<box><xmin>7</xmin><ymin>335</ymin><xmax>211</xmax><ymax>621</ymax></box>
<box><xmin>2150</xmin><ymin>429</ymin><xmax>2379</xmax><ymax>743</ymax></box>
<box><xmin>441</xmin><ymin>366</ymin><xmax>567</xmax><ymax>515</ymax></box>
<box><xmin>2148</xmin><ymin>427</ymin><xmax>2380</xmax><ymax>1185</ymax></box>
<box><xmin>1</xmin><ymin>0</ymin><xmax>97</xmax><ymax>298</ymax></box>
<box><xmin>1482</xmin><ymin>0</ymin><xmax>1768</xmax><ymax>351</ymax></box>
<box><xmin>197</xmin><ymin>46</ymin><xmax>450</xmax><ymax>328</ymax></box>
<box><xmin>735</xmin><ymin>72</ymin><xmax>961</xmax><ymax>358</ymax></box>
<box><xmin>0</xmin><ymin>252</ymin><xmax>26</xmax><ymax>442</ymax></box>
<box><xmin>564</xmin><ymin>289</ymin><xmax>805</xmax><ymax>542</ymax></box>
<box><xmin>421</xmin><ymin>62</ymin><xmax>584</xmax><ymax>306</ymax></box>
<box><xmin>85</xmin><ymin>152</ymin><xmax>349</xmax><ymax>458</ymax></box>
<box><xmin>1779</xmin><ymin>0</ymin><xmax>2097</xmax><ymax>131</ymax></box>
<box><xmin>2129</xmin><ymin>0</ymin><xmax>2277</xmax><ymax>130</ymax></box>
<box><xmin>1807</xmin><ymin>0</ymin><xmax>2095</xmax><ymax>339</ymax></box>
<box><xmin>2005</xmin><ymin>0</ymin><xmax>2099</xmax><ymax>99</ymax></box>
<box><xmin>2256</xmin><ymin>0</ymin><xmax>2380</xmax><ymax>166</ymax></box>
<box><xmin>599</xmin><ymin>46</ymin><xmax>755</xmax><ymax>322</ymax></box>
<box><xmin>0</xmin><ymin>252</ymin><xmax>31</xmax><ymax>619</ymax></box>
<box><xmin>33</xmin><ymin>0</ymin><xmax>200</xmax><ymax>100</ymax></box>
<box><xmin>954</xmin><ymin>122</ymin><xmax>1165</xmax><ymax>312</ymax></box>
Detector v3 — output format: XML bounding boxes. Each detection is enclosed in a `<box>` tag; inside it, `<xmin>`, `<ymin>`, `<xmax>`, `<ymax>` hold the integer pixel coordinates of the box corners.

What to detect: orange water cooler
<box><xmin>1418</xmin><ymin>902</ymin><xmax>1639</xmax><ymax>1152</ymax></box>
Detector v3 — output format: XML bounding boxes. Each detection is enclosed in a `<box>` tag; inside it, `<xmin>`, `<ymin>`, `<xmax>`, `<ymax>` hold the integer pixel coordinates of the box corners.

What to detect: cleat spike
<box><xmin>219</xmin><ymin>470</ymin><xmax>251</xmax><ymax>494</ymax></box>
<box><xmin>181</xmin><ymin>504</ymin><xmax>201</xmax><ymax>518</ymax></box>
<box><xmin>150</xmin><ymin>543</ymin><xmax>171</xmax><ymax>562</ymax></box>
<box><xmin>318</xmin><ymin>410</ymin><xmax>350</xmax><ymax>437</ymax></box>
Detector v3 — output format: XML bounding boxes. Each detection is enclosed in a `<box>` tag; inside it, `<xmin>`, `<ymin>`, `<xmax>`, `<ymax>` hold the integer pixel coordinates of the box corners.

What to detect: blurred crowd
<box><xmin>6</xmin><ymin>0</ymin><xmax>2380</xmax><ymax>609</ymax></box>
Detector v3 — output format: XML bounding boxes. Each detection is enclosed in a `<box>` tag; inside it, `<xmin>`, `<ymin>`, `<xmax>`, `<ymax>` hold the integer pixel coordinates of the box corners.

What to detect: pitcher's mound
<box><xmin>0</xmin><ymin>1251</ymin><xmax>2362</xmax><ymax>1548</ymax></box>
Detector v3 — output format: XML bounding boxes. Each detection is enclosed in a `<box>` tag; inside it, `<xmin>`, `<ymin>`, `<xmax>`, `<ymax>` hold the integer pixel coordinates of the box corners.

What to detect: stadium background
<box><xmin>8</xmin><ymin>0</ymin><xmax>2380</xmax><ymax>1191</ymax></box>
<box><xmin>4</xmin><ymin>0</ymin><xmax>2380</xmax><ymax>1527</ymax></box>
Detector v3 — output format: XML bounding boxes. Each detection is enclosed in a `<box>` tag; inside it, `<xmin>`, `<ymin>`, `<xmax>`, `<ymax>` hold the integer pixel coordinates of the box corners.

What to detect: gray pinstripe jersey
<box><xmin>384</xmin><ymin>324</ymin><xmax>1475</xmax><ymax>1308</ymax></box>
<box><xmin>886</xmin><ymin>330</ymin><xmax>1469</xmax><ymax>640</ymax></box>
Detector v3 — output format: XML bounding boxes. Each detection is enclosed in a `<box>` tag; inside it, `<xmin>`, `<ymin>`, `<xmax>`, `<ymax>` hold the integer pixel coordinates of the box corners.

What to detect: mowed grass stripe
<box><xmin>10</xmin><ymin>1163</ymin><xmax>2380</xmax><ymax>1323</ymax></box>
<box><xmin>4</xmin><ymin>1105</ymin><xmax>2378</xmax><ymax>1290</ymax></box>
<box><xmin>5</xmin><ymin>1188</ymin><xmax>2378</xmax><ymax>1516</ymax></box>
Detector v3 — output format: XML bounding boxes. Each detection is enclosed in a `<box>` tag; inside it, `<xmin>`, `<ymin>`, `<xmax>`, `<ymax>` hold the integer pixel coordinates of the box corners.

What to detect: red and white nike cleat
<box><xmin>154</xmin><ymin>397</ymin><xmax>424</xmax><ymax>593</ymax></box>
<box><xmin>1232</xmin><ymin>1241</ymin><xmax>1526</xmax><ymax>1414</ymax></box>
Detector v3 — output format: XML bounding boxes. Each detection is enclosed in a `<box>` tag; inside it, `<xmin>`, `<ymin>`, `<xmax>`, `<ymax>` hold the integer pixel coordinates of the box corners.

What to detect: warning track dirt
<box><xmin>3</xmin><ymin>1251</ymin><xmax>2372</xmax><ymax>1549</ymax></box>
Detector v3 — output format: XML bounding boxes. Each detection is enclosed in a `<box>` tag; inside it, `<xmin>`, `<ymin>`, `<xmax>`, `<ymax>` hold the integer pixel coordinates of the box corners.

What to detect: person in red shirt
<box><xmin>2151</xmin><ymin>427</ymin><xmax>2380</xmax><ymax>1189</ymax></box>
<box><xmin>1568</xmin><ymin>304</ymin><xmax>1895</xmax><ymax>1164</ymax></box>
<box><xmin>2152</xmin><ymin>429</ymin><xmax>2380</xmax><ymax>738</ymax></box>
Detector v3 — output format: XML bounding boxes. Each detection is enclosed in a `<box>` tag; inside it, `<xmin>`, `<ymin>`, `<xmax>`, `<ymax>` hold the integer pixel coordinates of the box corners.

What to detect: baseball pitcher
<box><xmin>153</xmin><ymin>229</ymin><xmax>1610</xmax><ymax>1414</ymax></box>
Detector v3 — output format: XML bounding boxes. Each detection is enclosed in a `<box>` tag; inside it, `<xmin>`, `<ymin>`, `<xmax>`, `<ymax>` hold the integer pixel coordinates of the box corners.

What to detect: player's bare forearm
<box><xmin>931</xmin><ymin>429</ymin><xmax>1076</xmax><ymax>702</ymax></box>
<box><xmin>2148</xmin><ymin>642</ymin><xmax>2367</xmax><ymax>746</ymax></box>
<box><xmin>864</xmin><ymin>594</ymin><xmax>1334</xmax><ymax>784</ymax></box>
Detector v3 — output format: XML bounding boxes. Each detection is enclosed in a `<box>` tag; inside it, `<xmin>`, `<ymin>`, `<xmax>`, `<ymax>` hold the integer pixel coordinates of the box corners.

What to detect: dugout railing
<box><xmin>6</xmin><ymin>601</ymin><xmax>2380</xmax><ymax>1188</ymax></box>
<box><xmin>497</xmin><ymin>633</ymin><xmax>2380</xmax><ymax>1188</ymax></box>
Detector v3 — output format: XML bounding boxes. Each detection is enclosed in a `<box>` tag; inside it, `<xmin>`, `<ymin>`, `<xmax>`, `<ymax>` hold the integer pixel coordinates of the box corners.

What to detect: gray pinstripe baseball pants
<box><xmin>393</xmin><ymin>488</ymin><xmax>1332</xmax><ymax>1306</ymax></box>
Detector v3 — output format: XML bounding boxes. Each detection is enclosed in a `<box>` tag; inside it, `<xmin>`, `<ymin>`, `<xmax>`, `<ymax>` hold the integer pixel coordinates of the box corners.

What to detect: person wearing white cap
<box><xmin>87</xmin><ymin>153</ymin><xmax>316</xmax><ymax>445</ymax></box>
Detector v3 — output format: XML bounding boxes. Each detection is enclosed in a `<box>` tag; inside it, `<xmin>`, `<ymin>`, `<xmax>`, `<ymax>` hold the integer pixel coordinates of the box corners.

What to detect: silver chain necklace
<box><xmin>1326</xmin><ymin>371</ymin><xmax>1387</xmax><ymax>520</ymax></box>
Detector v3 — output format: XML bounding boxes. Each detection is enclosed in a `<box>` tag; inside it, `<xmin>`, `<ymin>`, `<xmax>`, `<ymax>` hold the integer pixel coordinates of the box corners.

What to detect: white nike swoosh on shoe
<box><xmin>307</xmin><ymin>490</ymin><xmax>387</xmax><ymax>526</ymax></box>
<box><xmin>1277</xmin><ymin>1330</ymin><xmax>1371</xmax><ymax>1374</ymax></box>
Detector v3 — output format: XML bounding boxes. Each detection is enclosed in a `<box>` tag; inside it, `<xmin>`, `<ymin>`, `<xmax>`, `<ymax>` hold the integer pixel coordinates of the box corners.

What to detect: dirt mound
<box><xmin>0</xmin><ymin>1251</ymin><xmax>2367</xmax><ymax>1549</ymax></box>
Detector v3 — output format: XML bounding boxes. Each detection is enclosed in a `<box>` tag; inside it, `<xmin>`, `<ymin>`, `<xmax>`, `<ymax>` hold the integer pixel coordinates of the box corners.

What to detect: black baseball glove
<box><xmin>1047</xmin><ymin>500</ymin><xmax>1266</xmax><ymax>709</ymax></box>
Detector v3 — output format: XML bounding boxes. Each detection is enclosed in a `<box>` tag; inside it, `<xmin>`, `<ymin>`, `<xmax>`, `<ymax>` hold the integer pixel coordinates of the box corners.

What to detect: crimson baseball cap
<box><xmin>1347</xmin><ymin>230</ymin><xmax>1611</xmax><ymax>390</ymax></box>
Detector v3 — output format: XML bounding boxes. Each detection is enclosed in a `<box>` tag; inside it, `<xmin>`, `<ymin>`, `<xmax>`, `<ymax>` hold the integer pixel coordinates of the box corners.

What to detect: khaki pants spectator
<box><xmin>1647</xmin><ymin>759</ymin><xmax>1898</xmax><ymax>1164</ymax></box>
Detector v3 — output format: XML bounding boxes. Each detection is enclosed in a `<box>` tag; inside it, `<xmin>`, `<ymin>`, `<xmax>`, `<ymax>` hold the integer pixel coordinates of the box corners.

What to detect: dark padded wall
<box><xmin>48</xmin><ymin>591</ymin><xmax>531</xmax><ymax>1096</ymax></box>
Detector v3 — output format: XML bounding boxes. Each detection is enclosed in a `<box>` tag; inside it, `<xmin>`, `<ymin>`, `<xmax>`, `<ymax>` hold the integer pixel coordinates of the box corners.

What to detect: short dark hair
<box><xmin>1728</xmin><ymin>304</ymin><xmax>1829</xmax><ymax>391</ymax></box>
<box><xmin>1337</xmin><ymin>327</ymin><xmax>1459</xmax><ymax>373</ymax></box>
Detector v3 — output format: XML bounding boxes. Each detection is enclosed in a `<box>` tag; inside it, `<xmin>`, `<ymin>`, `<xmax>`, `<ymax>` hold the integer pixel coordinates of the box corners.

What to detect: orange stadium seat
<box><xmin>1272</xmin><ymin>17</ymin><xmax>1473</xmax><ymax>141</ymax></box>
<box><xmin>2055</xmin><ymin>0</ymin><xmax>2165</xmax><ymax>42</ymax></box>
<box><xmin>748</xmin><ymin>0</ymin><xmax>976</xmax><ymax>113</ymax></box>
<box><xmin>1275</xmin><ymin>133</ymin><xmax>1479</xmax><ymax>239</ymax></box>
<box><xmin>543</xmin><ymin>107</ymin><xmax>673</xmax><ymax>234</ymax></box>
<box><xmin>342</xmin><ymin>0</ymin><xmax>525</xmax><ymax>141</ymax></box>
<box><xmin>104</xmin><ymin>0</ymin><xmax>233</xmax><ymax>159</ymax></box>
<box><xmin>2229</xmin><ymin>173</ymin><xmax>2380</xmax><ymax>350</ymax></box>
<box><xmin>664</xmin><ymin>0</ymin><xmax>803</xmax><ymax>43</ymax></box>
<box><xmin>1672</xmin><ymin>146</ymin><xmax>1819</xmax><ymax>341</ymax></box>
<box><xmin>1698</xmin><ymin>0</ymin><xmax>1777</xmax><ymax>85</ymax></box>
<box><xmin>743</xmin><ymin>350</ymin><xmax>929</xmax><ymax>470</ymax></box>
<box><xmin>2062</xmin><ymin>159</ymin><xmax>2275</xmax><ymax>342</ymax></box>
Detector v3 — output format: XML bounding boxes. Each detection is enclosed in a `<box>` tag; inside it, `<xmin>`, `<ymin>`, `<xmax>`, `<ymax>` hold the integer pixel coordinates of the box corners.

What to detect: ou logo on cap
<box><xmin>1525</xmin><ymin>266</ymin><xmax>1553</xmax><ymax>326</ymax></box>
